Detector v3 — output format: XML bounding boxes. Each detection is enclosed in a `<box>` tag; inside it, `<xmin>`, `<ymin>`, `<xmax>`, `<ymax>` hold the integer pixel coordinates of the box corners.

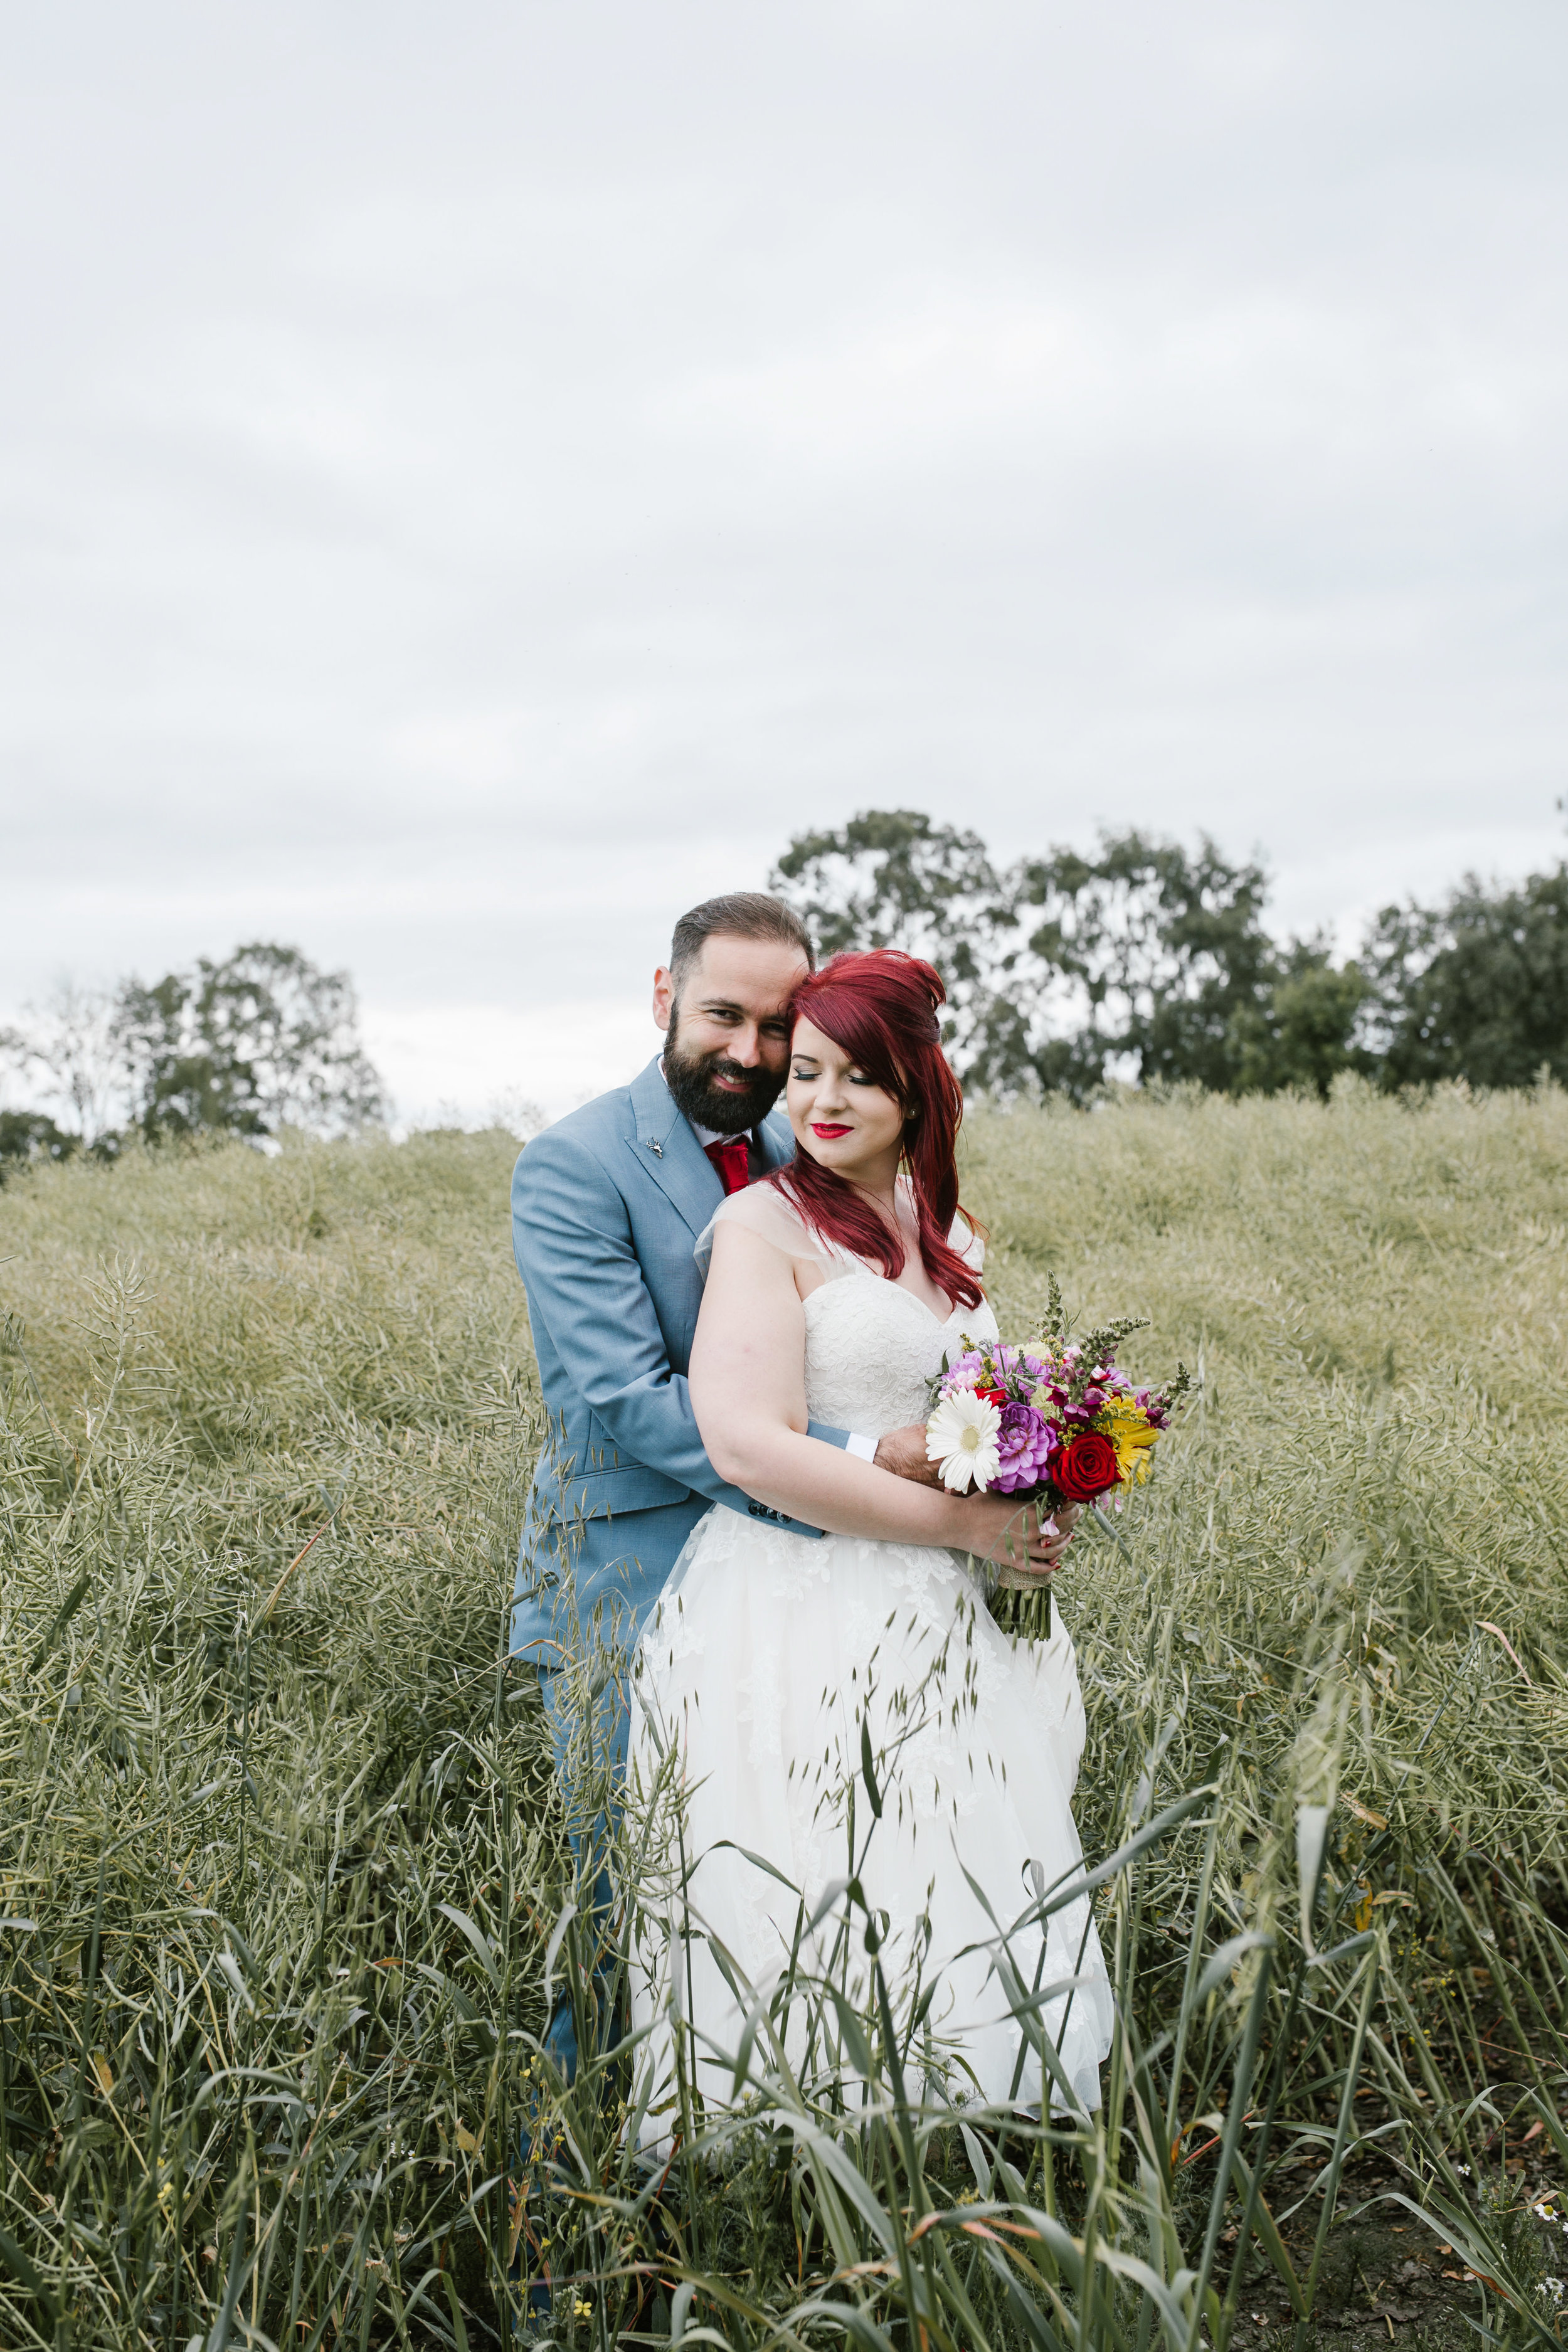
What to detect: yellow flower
<box><xmin>1096</xmin><ymin>1396</ymin><xmax>1161</xmax><ymax>1484</ymax></box>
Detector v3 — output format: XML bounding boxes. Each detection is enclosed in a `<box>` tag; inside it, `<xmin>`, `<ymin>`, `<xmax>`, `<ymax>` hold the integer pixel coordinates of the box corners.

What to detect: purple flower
<box><xmin>990</xmin><ymin>1402</ymin><xmax>1057</xmax><ymax>1493</ymax></box>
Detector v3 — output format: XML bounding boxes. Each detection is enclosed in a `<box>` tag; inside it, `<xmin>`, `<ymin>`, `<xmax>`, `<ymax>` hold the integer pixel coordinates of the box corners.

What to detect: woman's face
<box><xmin>786</xmin><ymin>1015</ymin><xmax>906</xmax><ymax>1185</ymax></box>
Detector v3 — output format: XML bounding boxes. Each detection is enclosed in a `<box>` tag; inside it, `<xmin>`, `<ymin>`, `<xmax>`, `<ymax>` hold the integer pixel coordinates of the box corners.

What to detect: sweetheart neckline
<box><xmin>799</xmin><ymin>1268</ymin><xmax>981</xmax><ymax>1330</ymax></box>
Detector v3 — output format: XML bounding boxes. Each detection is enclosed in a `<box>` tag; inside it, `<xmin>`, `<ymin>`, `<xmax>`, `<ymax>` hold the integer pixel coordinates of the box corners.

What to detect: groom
<box><xmin>510</xmin><ymin>891</ymin><xmax>931</xmax><ymax>2065</ymax></box>
<box><xmin>509</xmin><ymin>891</ymin><xmax>926</xmax><ymax>1686</ymax></box>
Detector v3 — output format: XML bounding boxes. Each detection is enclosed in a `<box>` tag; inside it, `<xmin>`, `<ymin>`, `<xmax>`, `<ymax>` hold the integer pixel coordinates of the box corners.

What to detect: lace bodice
<box><xmin>802</xmin><ymin>1275</ymin><xmax>998</xmax><ymax>1434</ymax></box>
<box><xmin>699</xmin><ymin>1177</ymin><xmax>998</xmax><ymax>1438</ymax></box>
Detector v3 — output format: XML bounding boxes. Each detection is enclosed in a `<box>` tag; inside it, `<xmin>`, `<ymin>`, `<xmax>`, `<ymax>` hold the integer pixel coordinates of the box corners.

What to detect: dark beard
<box><xmin>662</xmin><ymin>1004</ymin><xmax>784</xmax><ymax>1135</ymax></box>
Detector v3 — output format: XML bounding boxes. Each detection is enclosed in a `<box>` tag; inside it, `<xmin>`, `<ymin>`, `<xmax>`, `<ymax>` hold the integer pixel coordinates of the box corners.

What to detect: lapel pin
<box><xmin>650</xmin><ymin>1140</ymin><xmax>662</xmax><ymax>1157</ymax></box>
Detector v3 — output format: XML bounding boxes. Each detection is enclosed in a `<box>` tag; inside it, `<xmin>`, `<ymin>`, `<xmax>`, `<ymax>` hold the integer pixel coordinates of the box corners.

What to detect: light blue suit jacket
<box><xmin>509</xmin><ymin>1056</ymin><xmax>849</xmax><ymax>1664</ymax></box>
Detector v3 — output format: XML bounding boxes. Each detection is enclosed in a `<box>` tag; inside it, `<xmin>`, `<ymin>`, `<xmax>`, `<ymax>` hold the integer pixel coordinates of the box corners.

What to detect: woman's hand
<box><xmin>691</xmin><ymin>1221</ymin><xmax>1094</xmax><ymax>1559</ymax></box>
<box><xmin>946</xmin><ymin>1495</ymin><xmax>1080</xmax><ymax>1579</ymax></box>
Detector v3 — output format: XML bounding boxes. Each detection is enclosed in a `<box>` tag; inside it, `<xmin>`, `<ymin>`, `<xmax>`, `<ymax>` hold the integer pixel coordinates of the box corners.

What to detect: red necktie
<box><xmin>704</xmin><ymin>1136</ymin><xmax>751</xmax><ymax>1195</ymax></box>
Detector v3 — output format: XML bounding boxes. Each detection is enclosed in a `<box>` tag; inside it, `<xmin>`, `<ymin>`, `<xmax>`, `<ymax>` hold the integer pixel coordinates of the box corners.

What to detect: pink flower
<box><xmin>990</xmin><ymin>1403</ymin><xmax>1056</xmax><ymax>1493</ymax></box>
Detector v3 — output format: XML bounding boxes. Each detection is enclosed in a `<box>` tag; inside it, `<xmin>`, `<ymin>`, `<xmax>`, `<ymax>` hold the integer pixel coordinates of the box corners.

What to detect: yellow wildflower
<box><xmin>1096</xmin><ymin>1395</ymin><xmax>1160</xmax><ymax>1484</ymax></box>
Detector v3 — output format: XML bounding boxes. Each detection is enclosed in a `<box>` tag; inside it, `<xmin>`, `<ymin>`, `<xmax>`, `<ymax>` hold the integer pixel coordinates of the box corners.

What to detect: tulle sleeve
<box><xmin>694</xmin><ymin>1182</ymin><xmax>847</xmax><ymax>1279</ymax></box>
<box><xmin>950</xmin><ymin>1210</ymin><xmax>986</xmax><ymax>1275</ymax></box>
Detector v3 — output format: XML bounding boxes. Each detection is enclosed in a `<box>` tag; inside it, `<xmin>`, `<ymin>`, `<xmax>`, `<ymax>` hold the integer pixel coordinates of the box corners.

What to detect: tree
<box><xmin>190</xmin><ymin>943</ymin><xmax>384</xmax><ymax>1133</ymax></box>
<box><xmin>770</xmin><ymin>810</ymin><xmax>1013</xmax><ymax>1061</ymax></box>
<box><xmin>1225</xmin><ymin>942</ymin><xmax>1369</xmax><ymax>1100</ymax></box>
<box><xmin>772</xmin><ymin>810</ymin><xmax>1367</xmax><ymax>1101</ymax></box>
<box><xmin>1</xmin><ymin>984</ymin><xmax>127</xmax><ymax>1144</ymax></box>
<box><xmin>115</xmin><ymin>943</ymin><xmax>384</xmax><ymax>1139</ymax></box>
<box><xmin>0</xmin><ymin>1110</ymin><xmax>78</xmax><ymax>1180</ymax></box>
<box><xmin>1002</xmin><ymin>832</ymin><xmax>1281</xmax><ymax>1097</ymax></box>
<box><xmin>114</xmin><ymin>971</ymin><xmax>268</xmax><ymax>1139</ymax></box>
<box><xmin>771</xmin><ymin>808</ymin><xmax>1004</xmax><ymax>960</ymax></box>
<box><xmin>1362</xmin><ymin>867</ymin><xmax>1568</xmax><ymax>1089</ymax></box>
<box><xmin>2</xmin><ymin>942</ymin><xmax>386</xmax><ymax>1150</ymax></box>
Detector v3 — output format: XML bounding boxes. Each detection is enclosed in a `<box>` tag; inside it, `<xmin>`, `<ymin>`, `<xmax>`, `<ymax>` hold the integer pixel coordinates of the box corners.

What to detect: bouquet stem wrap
<box><xmin>990</xmin><ymin>1552</ymin><xmax>1053</xmax><ymax>1642</ymax></box>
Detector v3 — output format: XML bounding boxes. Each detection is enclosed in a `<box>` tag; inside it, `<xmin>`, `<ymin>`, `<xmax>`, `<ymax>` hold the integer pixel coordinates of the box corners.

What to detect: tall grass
<box><xmin>0</xmin><ymin>1088</ymin><xmax>1563</xmax><ymax>2349</ymax></box>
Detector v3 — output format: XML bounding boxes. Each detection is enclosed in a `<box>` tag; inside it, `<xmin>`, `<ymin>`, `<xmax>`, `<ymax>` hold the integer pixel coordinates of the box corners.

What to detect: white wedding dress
<box><xmin>627</xmin><ymin>1185</ymin><xmax>1114</xmax><ymax>2134</ymax></box>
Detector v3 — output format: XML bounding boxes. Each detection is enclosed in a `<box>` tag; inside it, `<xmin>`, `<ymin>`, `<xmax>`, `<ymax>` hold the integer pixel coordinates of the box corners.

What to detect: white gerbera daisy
<box><xmin>925</xmin><ymin>1390</ymin><xmax>1002</xmax><ymax>1493</ymax></box>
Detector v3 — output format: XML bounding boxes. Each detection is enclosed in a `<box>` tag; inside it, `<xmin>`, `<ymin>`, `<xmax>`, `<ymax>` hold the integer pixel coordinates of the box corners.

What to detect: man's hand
<box><xmin>872</xmin><ymin>1422</ymin><xmax>945</xmax><ymax>1486</ymax></box>
<box><xmin>872</xmin><ymin>1429</ymin><xmax>1083</xmax><ymax>1574</ymax></box>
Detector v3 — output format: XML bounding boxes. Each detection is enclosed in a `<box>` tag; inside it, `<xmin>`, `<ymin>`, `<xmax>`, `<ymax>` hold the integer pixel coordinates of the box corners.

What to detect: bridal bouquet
<box><xmin>924</xmin><ymin>1279</ymin><xmax>1191</xmax><ymax>1641</ymax></box>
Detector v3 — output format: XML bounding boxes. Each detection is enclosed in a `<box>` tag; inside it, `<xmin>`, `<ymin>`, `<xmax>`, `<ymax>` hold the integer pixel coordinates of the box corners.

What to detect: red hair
<box><xmin>767</xmin><ymin>949</ymin><xmax>985</xmax><ymax>1311</ymax></box>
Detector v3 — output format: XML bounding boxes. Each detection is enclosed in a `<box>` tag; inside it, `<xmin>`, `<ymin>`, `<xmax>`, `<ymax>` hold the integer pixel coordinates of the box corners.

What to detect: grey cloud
<box><xmin>2</xmin><ymin>0</ymin><xmax>1565</xmax><ymax>1113</ymax></box>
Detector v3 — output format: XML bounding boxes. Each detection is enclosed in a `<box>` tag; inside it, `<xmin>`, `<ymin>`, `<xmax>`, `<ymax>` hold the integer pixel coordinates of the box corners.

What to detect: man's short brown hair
<box><xmin>669</xmin><ymin>893</ymin><xmax>815</xmax><ymax>988</ymax></box>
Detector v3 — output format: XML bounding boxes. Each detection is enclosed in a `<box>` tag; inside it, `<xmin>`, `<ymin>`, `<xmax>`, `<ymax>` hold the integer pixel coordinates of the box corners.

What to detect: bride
<box><xmin>627</xmin><ymin>949</ymin><xmax>1113</xmax><ymax>2127</ymax></box>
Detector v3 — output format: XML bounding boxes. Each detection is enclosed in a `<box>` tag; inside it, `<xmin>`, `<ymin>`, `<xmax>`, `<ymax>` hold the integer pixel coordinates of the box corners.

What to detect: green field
<box><xmin>1</xmin><ymin>1088</ymin><xmax>1564</xmax><ymax>2350</ymax></box>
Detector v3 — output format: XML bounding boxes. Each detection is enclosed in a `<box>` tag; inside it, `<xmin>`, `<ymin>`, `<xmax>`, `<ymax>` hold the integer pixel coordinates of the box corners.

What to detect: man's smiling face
<box><xmin>653</xmin><ymin>931</ymin><xmax>812</xmax><ymax>1135</ymax></box>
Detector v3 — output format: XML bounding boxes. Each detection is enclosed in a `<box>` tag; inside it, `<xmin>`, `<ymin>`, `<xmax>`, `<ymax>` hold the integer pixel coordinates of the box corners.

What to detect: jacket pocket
<box><xmin>529</xmin><ymin>1458</ymin><xmax>692</xmax><ymax>1522</ymax></box>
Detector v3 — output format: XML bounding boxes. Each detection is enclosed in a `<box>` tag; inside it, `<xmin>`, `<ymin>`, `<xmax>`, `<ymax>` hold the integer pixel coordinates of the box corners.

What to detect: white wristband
<box><xmin>845</xmin><ymin>1431</ymin><xmax>878</xmax><ymax>1463</ymax></box>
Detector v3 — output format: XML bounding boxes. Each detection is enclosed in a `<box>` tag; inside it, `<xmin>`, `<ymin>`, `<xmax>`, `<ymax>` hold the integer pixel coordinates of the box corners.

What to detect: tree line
<box><xmin>0</xmin><ymin>941</ymin><xmax>384</xmax><ymax>1172</ymax></box>
<box><xmin>4</xmin><ymin>820</ymin><xmax>1562</xmax><ymax>1173</ymax></box>
<box><xmin>770</xmin><ymin>809</ymin><xmax>1568</xmax><ymax>1101</ymax></box>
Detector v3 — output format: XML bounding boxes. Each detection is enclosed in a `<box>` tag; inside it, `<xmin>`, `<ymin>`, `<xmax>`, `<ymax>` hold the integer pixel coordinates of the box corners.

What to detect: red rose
<box><xmin>1054</xmin><ymin>1431</ymin><xmax>1122</xmax><ymax>1502</ymax></box>
<box><xmin>975</xmin><ymin>1384</ymin><xmax>1010</xmax><ymax>1407</ymax></box>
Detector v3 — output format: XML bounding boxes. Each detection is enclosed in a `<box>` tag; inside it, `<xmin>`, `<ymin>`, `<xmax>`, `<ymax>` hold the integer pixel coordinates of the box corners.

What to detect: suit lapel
<box><xmin>627</xmin><ymin>1057</ymin><xmax>724</xmax><ymax>1237</ymax></box>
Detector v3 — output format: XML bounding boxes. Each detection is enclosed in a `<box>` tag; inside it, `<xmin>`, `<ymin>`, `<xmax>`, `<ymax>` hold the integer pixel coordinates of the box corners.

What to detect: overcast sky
<box><xmin>4</xmin><ymin>1</ymin><xmax>1566</xmax><ymax>1122</ymax></box>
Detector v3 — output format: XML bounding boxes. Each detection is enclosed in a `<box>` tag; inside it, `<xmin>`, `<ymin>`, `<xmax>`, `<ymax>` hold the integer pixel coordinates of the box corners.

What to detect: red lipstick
<box><xmin>810</xmin><ymin>1122</ymin><xmax>852</xmax><ymax>1138</ymax></box>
